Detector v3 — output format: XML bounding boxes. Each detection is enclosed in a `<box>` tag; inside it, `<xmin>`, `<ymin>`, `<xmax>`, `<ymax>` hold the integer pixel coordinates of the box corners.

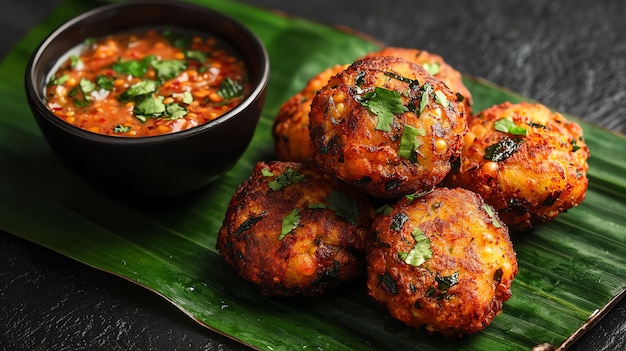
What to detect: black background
<box><xmin>1</xmin><ymin>0</ymin><xmax>625</xmax><ymax>350</ymax></box>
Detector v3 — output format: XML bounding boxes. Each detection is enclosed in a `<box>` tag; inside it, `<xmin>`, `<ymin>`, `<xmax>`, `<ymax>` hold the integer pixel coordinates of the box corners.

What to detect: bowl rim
<box><xmin>25</xmin><ymin>0</ymin><xmax>270</xmax><ymax>145</ymax></box>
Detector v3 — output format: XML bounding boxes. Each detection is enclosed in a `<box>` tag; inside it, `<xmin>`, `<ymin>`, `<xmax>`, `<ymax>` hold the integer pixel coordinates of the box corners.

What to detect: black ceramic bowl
<box><xmin>25</xmin><ymin>0</ymin><xmax>269</xmax><ymax>197</ymax></box>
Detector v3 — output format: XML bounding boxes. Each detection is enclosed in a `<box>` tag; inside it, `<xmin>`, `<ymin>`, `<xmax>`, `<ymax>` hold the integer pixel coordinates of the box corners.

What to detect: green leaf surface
<box><xmin>1</xmin><ymin>0</ymin><xmax>625</xmax><ymax>350</ymax></box>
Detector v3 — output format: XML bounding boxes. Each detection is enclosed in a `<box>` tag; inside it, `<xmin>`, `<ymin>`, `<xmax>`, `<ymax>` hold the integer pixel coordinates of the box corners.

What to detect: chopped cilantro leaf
<box><xmin>152</xmin><ymin>59</ymin><xmax>186</xmax><ymax>81</ymax></box>
<box><xmin>434</xmin><ymin>90</ymin><xmax>449</xmax><ymax>107</ymax></box>
<box><xmin>484</xmin><ymin>137</ymin><xmax>523</xmax><ymax>162</ymax></box>
<box><xmin>112</xmin><ymin>56</ymin><xmax>155</xmax><ymax>78</ymax></box>
<box><xmin>218</xmin><ymin>77</ymin><xmax>244</xmax><ymax>100</ymax></box>
<box><xmin>182</xmin><ymin>91</ymin><xmax>193</xmax><ymax>104</ymax></box>
<box><xmin>134</xmin><ymin>95</ymin><xmax>165</xmax><ymax>121</ymax></box>
<box><xmin>268</xmin><ymin>167</ymin><xmax>305</xmax><ymax>191</ymax></box>
<box><xmin>324</xmin><ymin>190</ymin><xmax>360</xmax><ymax>223</ymax></box>
<box><xmin>398</xmin><ymin>125</ymin><xmax>426</xmax><ymax>162</ymax></box>
<box><xmin>418</xmin><ymin>83</ymin><xmax>433</xmax><ymax>116</ymax></box>
<box><xmin>308</xmin><ymin>203</ymin><xmax>327</xmax><ymax>209</ymax></box>
<box><xmin>570</xmin><ymin>139</ymin><xmax>581</xmax><ymax>152</ymax></box>
<box><xmin>422</xmin><ymin>62</ymin><xmax>441</xmax><ymax>76</ymax></box>
<box><xmin>398</xmin><ymin>228</ymin><xmax>432</xmax><ymax>267</ymax></box>
<box><xmin>125</xmin><ymin>80</ymin><xmax>157</xmax><ymax>97</ymax></box>
<box><xmin>360</xmin><ymin>87</ymin><xmax>408</xmax><ymax>132</ymax></box>
<box><xmin>405</xmin><ymin>188</ymin><xmax>434</xmax><ymax>202</ymax></box>
<box><xmin>165</xmin><ymin>103</ymin><xmax>188</xmax><ymax>119</ymax></box>
<box><xmin>51</xmin><ymin>74</ymin><xmax>69</xmax><ymax>85</ymax></box>
<box><xmin>113</xmin><ymin>124</ymin><xmax>131</xmax><ymax>133</ymax></box>
<box><xmin>482</xmin><ymin>204</ymin><xmax>502</xmax><ymax>228</ymax></box>
<box><xmin>383</xmin><ymin>71</ymin><xmax>420</xmax><ymax>88</ymax></box>
<box><xmin>70</xmin><ymin>55</ymin><xmax>82</xmax><ymax>68</ymax></box>
<box><xmin>186</xmin><ymin>50</ymin><xmax>208</xmax><ymax>63</ymax></box>
<box><xmin>261</xmin><ymin>167</ymin><xmax>275</xmax><ymax>177</ymax></box>
<box><xmin>96</xmin><ymin>75</ymin><xmax>115</xmax><ymax>90</ymax></box>
<box><xmin>79</xmin><ymin>78</ymin><xmax>95</xmax><ymax>95</ymax></box>
<box><xmin>279</xmin><ymin>208</ymin><xmax>300</xmax><ymax>240</ymax></box>
<box><xmin>494</xmin><ymin>117</ymin><xmax>528</xmax><ymax>135</ymax></box>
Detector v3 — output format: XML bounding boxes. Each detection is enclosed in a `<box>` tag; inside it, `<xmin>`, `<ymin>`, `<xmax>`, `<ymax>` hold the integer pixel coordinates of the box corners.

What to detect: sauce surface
<box><xmin>46</xmin><ymin>30</ymin><xmax>248</xmax><ymax>137</ymax></box>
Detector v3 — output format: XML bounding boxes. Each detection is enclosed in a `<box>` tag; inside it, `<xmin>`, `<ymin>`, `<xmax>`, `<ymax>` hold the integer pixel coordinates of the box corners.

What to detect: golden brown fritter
<box><xmin>367</xmin><ymin>187</ymin><xmax>517</xmax><ymax>338</ymax></box>
<box><xmin>216</xmin><ymin>161</ymin><xmax>375</xmax><ymax>297</ymax></box>
<box><xmin>309</xmin><ymin>56</ymin><xmax>467</xmax><ymax>199</ymax></box>
<box><xmin>364</xmin><ymin>47</ymin><xmax>473</xmax><ymax>115</ymax></box>
<box><xmin>443</xmin><ymin>101</ymin><xmax>590</xmax><ymax>232</ymax></box>
<box><xmin>273</xmin><ymin>64</ymin><xmax>349</xmax><ymax>162</ymax></box>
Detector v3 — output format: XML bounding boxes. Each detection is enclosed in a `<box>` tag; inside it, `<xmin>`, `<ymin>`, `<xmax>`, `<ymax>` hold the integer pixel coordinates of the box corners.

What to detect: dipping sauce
<box><xmin>45</xmin><ymin>30</ymin><xmax>248</xmax><ymax>136</ymax></box>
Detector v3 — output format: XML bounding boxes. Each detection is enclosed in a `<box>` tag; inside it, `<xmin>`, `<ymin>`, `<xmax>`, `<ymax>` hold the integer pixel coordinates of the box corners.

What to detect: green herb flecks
<box><xmin>398</xmin><ymin>125</ymin><xmax>426</xmax><ymax>162</ymax></box>
<box><xmin>70</xmin><ymin>55</ymin><xmax>82</xmax><ymax>69</ymax></box>
<box><xmin>571</xmin><ymin>139</ymin><xmax>581</xmax><ymax>152</ymax></box>
<box><xmin>422</xmin><ymin>62</ymin><xmax>441</xmax><ymax>76</ymax></box>
<box><xmin>418</xmin><ymin>83</ymin><xmax>433</xmax><ymax>116</ymax></box>
<box><xmin>261</xmin><ymin>167</ymin><xmax>275</xmax><ymax>177</ymax></box>
<box><xmin>182</xmin><ymin>91</ymin><xmax>194</xmax><ymax>104</ymax></box>
<box><xmin>218</xmin><ymin>77</ymin><xmax>244</xmax><ymax>100</ymax></box>
<box><xmin>482</xmin><ymin>204</ymin><xmax>502</xmax><ymax>228</ymax></box>
<box><xmin>405</xmin><ymin>188</ymin><xmax>434</xmax><ymax>202</ymax></box>
<box><xmin>186</xmin><ymin>50</ymin><xmax>208</xmax><ymax>63</ymax></box>
<box><xmin>96</xmin><ymin>75</ymin><xmax>115</xmax><ymax>90</ymax></box>
<box><xmin>268</xmin><ymin>167</ymin><xmax>305</xmax><ymax>191</ymax></box>
<box><xmin>134</xmin><ymin>95</ymin><xmax>166</xmax><ymax>122</ymax></box>
<box><xmin>233</xmin><ymin>211</ymin><xmax>268</xmax><ymax>237</ymax></box>
<box><xmin>79</xmin><ymin>78</ymin><xmax>95</xmax><ymax>95</ymax></box>
<box><xmin>125</xmin><ymin>80</ymin><xmax>157</xmax><ymax>97</ymax></box>
<box><xmin>51</xmin><ymin>74</ymin><xmax>70</xmax><ymax>86</ymax></box>
<box><xmin>434</xmin><ymin>90</ymin><xmax>449</xmax><ymax>107</ymax></box>
<box><xmin>494</xmin><ymin>117</ymin><xmax>528</xmax><ymax>136</ymax></box>
<box><xmin>435</xmin><ymin>272</ymin><xmax>459</xmax><ymax>293</ymax></box>
<box><xmin>165</xmin><ymin>103</ymin><xmax>188</xmax><ymax>119</ymax></box>
<box><xmin>360</xmin><ymin>87</ymin><xmax>408</xmax><ymax>132</ymax></box>
<box><xmin>484</xmin><ymin>137</ymin><xmax>524</xmax><ymax>162</ymax></box>
<box><xmin>113</xmin><ymin>124</ymin><xmax>131</xmax><ymax>133</ymax></box>
<box><xmin>279</xmin><ymin>208</ymin><xmax>300</xmax><ymax>240</ymax></box>
<box><xmin>112</xmin><ymin>56</ymin><xmax>155</xmax><ymax>78</ymax></box>
<box><xmin>152</xmin><ymin>59</ymin><xmax>187</xmax><ymax>81</ymax></box>
<box><xmin>383</xmin><ymin>71</ymin><xmax>420</xmax><ymax>88</ymax></box>
<box><xmin>398</xmin><ymin>228</ymin><xmax>432</xmax><ymax>267</ymax></box>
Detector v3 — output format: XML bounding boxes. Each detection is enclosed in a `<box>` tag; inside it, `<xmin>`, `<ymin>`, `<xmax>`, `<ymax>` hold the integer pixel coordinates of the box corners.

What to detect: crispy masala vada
<box><xmin>444</xmin><ymin>101</ymin><xmax>590</xmax><ymax>232</ymax></box>
<box><xmin>216</xmin><ymin>161</ymin><xmax>374</xmax><ymax>297</ymax></box>
<box><xmin>309</xmin><ymin>56</ymin><xmax>467</xmax><ymax>198</ymax></box>
<box><xmin>272</xmin><ymin>64</ymin><xmax>349</xmax><ymax>162</ymax></box>
<box><xmin>366</xmin><ymin>187</ymin><xmax>517</xmax><ymax>338</ymax></box>
<box><xmin>364</xmin><ymin>47</ymin><xmax>472</xmax><ymax>115</ymax></box>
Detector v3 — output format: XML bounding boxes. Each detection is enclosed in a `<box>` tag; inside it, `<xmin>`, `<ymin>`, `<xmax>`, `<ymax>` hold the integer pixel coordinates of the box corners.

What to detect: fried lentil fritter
<box><xmin>273</xmin><ymin>64</ymin><xmax>349</xmax><ymax>162</ymax></box>
<box><xmin>216</xmin><ymin>161</ymin><xmax>374</xmax><ymax>297</ymax></box>
<box><xmin>444</xmin><ymin>101</ymin><xmax>590</xmax><ymax>232</ymax></box>
<box><xmin>367</xmin><ymin>187</ymin><xmax>517</xmax><ymax>338</ymax></box>
<box><xmin>309</xmin><ymin>56</ymin><xmax>467</xmax><ymax>198</ymax></box>
<box><xmin>364</xmin><ymin>47</ymin><xmax>473</xmax><ymax>115</ymax></box>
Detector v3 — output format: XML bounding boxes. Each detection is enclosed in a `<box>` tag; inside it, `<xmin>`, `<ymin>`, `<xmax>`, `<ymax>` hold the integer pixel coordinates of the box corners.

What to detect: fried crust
<box><xmin>217</xmin><ymin>161</ymin><xmax>374</xmax><ymax>297</ymax></box>
<box><xmin>364</xmin><ymin>47</ymin><xmax>472</xmax><ymax>115</ymax></box>
<box><xmin>367</xmin><ymin>187</ymin><xmax>517</xmax><ymax>338</ymax></box>
<box><xmin>444</xmin><ymin>101</ymin><xmax>590</xmax><ymax>231</ymax></box>
<box><xmin>273</xmin><ymin>64</ymin><xmax>349</xmax><ymax>162</ymax></box>
<box><xmin>309</xmin><ymin>56</ymin><xmax>467</xmax><ymax>198</ymax></box>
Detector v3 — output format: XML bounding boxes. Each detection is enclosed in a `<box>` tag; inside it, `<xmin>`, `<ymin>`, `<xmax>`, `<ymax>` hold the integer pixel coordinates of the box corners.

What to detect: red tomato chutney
<box><xmin>45</xmin><ymin>29</ymin><xmax>249</xmax><ymax>136</ymax></box>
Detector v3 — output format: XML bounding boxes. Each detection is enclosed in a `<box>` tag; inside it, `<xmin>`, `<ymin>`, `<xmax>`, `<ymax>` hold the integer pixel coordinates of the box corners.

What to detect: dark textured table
<box><xmin>1</xmin><ymin>0</ymin><xmax>625</xmax><ymax>350</ymax></box>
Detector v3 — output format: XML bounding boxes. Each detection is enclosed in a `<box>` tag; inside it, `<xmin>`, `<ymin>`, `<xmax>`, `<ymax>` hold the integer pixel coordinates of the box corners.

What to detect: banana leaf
<box><xmin>1</xmin><ymin>0</ymin><xmax>625</xmax><ymax>350</ymax></box>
